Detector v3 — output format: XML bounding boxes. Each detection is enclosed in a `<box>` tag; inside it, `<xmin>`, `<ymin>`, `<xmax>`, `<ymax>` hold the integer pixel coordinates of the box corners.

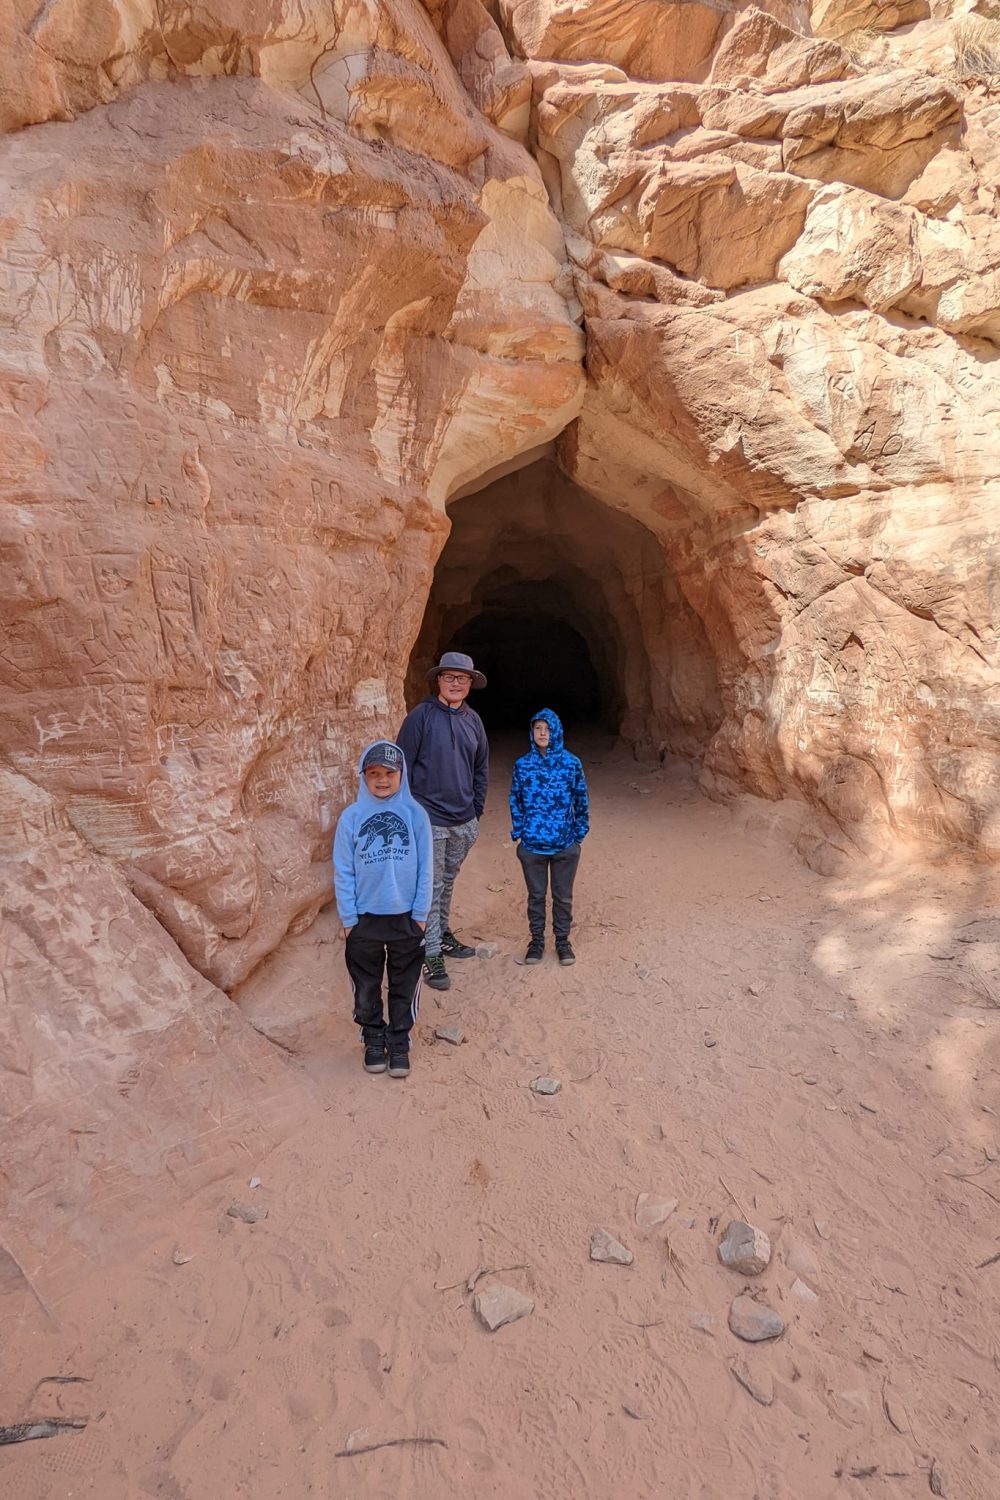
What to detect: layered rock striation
<box><xmin>520</xmin><ymin>2</ymin><xmax>1000</xmax><ymax>867</ymax></box>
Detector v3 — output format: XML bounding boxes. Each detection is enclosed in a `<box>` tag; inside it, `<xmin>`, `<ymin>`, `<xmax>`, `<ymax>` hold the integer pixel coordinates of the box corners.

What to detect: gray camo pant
<box><xmin>425</xmin><ymin>817</ymin><xmax>479</xmax><ymax>958</ymax></box>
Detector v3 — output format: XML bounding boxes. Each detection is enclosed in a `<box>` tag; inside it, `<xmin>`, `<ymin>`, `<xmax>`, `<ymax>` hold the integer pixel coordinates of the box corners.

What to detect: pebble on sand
<box><xmin>783</xmin><ymin>1236</ymin><xmax>821</xmax><ymax>1288</ymax></box>
<box><xmin>529</xmin><ymin>1076</ymin><xmax>561</xmax><ymax>1095</ymax></box>
<box><xmin>590</xmin><ymin>1228</ymin><xmax>634</xmax><ymax>1265</ymax></box>
<box><xmin>635</xmin><ymin>1194</ymin><xmax>678</xmax><ymax>1229</ymax></box>
<box><xmin>474</xmin><ymin>1283</ymin><xmax>534</xmax><ymax>1332</ymax></box>
<box><xmin>718</xmin><ymin>1219</ymin><xmax>771</xmax><ymax>1275</ymax></box>
<box><xmin>476</xmin><ymin>942</ymin><xmax>500</xmax><ymax>959</ymax></box>
<box><xmin>729</xmin><ymin>1295</ymin><xmax>784</xmax><ymax>1343</ymax></box>
<box><xmin>730</xmin><ymin>1357</ymin><xmax>774</xmax><ymax>1406</ymax></box>
<box><xmin>227</xmin><ymin>1202</ymin><xmax>268</xmax><ymax>1224</ymax></box>
<box><xmin>434</xmin><ymin>1025</ymin><xmax>464</xmax><ymax>1045</ymax></box>
<box><xmin>791</xmin><ymin>1276</ymin><xmax>819</xmax><ymax>1303</ymax></box>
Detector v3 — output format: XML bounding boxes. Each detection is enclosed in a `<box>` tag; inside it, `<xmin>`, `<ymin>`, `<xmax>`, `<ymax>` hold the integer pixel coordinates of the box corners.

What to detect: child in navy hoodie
<box><xmin>509</xmin><ymin>708</ymin><xmax>589</xmax><ymax>967</ymax></box>
<box><xmin>333</xmin><ymin>741</ymin><xmax>433</xmax><ymax>1077</ymax></box>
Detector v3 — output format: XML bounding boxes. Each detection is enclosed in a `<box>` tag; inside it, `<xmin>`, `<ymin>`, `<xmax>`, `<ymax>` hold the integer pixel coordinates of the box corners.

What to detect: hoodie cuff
<box><xmin>339</xmin><ymin>911</ymin><xmax>358</xmax><ymax>928</ymax></box>
<box><xmin>412</xmin><ymin>910</ymin><xmax>429</xmax><ymax>923</ymax></box>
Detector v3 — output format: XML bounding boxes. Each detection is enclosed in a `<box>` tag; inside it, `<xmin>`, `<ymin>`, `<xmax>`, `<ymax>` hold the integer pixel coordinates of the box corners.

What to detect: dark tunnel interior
<box><xmin>450</xmin><ymin>599</ymin><xmax>603</xmax><ymax>733</ymax></box>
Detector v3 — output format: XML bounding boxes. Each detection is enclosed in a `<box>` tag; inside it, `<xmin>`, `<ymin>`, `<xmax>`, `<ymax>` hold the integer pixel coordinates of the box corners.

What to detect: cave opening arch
<box><xmin>407</xmin><ymin>456</ymin><xmax>722</xmax><ymax>756</ymax></box>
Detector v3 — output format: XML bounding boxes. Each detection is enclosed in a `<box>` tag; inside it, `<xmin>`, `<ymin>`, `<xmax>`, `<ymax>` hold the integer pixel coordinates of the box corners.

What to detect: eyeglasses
<box><xmin>440</xmin><ymin>673</ymin><xmax>472</xmax><ymax>684</ymax></box>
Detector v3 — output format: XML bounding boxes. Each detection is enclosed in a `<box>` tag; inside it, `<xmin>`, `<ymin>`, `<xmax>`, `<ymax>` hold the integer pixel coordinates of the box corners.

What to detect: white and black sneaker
<box><xmin>364</xmin><ymin>1040</ymin><xmax>387</xmax><ymax>1073</ymax></box>
<box><xmin>441</xmin><ymin>929</ymin><xmax>476</xmax><ymax>958</ymax></box>
<box><xmin>388</xmin><ymin>1046</ymin><xmax>410</xmax><ymax>1079</ymax></box>
<box><xmin>423</xmin><ymin>954</ymin><xmax>451</xmax><ymax>990</ymax></box>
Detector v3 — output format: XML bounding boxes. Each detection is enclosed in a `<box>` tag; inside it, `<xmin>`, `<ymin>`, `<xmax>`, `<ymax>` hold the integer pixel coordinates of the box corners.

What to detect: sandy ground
<box><xmin>3</xmin><ymin>739</ymin><xmax>1000</xmax><ymax>1499</ymax></box>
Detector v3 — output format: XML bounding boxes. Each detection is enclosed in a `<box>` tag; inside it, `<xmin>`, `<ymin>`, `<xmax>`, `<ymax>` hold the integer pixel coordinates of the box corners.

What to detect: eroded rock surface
<box><xmin>532</xmin><ymin>2</ymin><xmax>1000</xmax><ymax>868</ymax></box>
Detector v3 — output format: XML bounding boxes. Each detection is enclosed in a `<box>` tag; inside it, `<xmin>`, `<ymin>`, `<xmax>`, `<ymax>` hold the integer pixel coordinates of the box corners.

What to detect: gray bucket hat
<box><xmin>425</xmin><ymin>650</ymin><xmax>487</xmax><ymax>690</ymax></box>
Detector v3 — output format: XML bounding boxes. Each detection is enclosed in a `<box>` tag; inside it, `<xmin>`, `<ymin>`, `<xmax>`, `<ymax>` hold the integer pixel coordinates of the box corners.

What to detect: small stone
<box><xmin>689</xmin><ymin>1310</ymin><xmax>715</xmax><ymax>1335</ymax></box>
<box><xmin>172</xmin><ymin>1249</ymin><xmax>194</xmax><ymax>1266</ymax></box>
<box><xmin>802</xmin><ymin>1074</ymin><xmax>818</xmax><ymax>1085</ymax></box>
<box><xmin>658</xmin><ymin>1121</ymin><xmax>670</xmax><ymax>1140</ymax></box>
<box><xmin>729</xmin><ymin>1295</ymin><xmax>784</xmax><ymax>1343</ymax></box>
<box><xmin>730</xmin><ymin>1358</ymin><xmax>774</xmax><ymax>1406</ymax></box>
<box><xmin>249</xmin><ymin>1175</ymin><xmax>262</xmax><ymax>1189</ymax></box>
<box><xmin>718</xmin><ymin>1220</ymin><xmax>771</xmax><ymax>1275</ymax></box>
<box><xmin>636</xmin><ymin>965</ymin><xmax>651</xmax><ymax>981</ymax></box>
<box><xmin>930</xmin><ymin>1459</ymin><xmax>946</xmax><ymax>1496</ymax></box>
<box><xmin>590</xmin><ymin>1228</ymin><xmax>633</xmax><ymax>1265</ymax></box>
<box><xmin>529</xmin><ymin>1076</ymin><xmax>561</xmax><ymax>1095</ymax></box>
<box><xmin>813</xmin><ymin>1218</ymin><xmax>830</xmax><ymax>1240</ymax></box>
<box><xmin>784</xmin><ymin>1237</ymin><xmax>821</xmax><ymax>1287</ymax></box>
<box><xmin>476</xmin><ymin>942</ymin><xmax>500</xmax><ymax>959</ymax></box>
<box><xmin>704</xmin><ymin>1037</ymin><xmax>717</xmax><ymax>1048</ymax></box>
<box><xmin>791</xmin><ymin>1276</ymin><xmax>819</xmax><ymax>1303</ymax></box>
<box><xmin>859</xmin><ymin>1100</ymin><xmax>878</xmax><ymax>1113</ymax></box>
<box><xmin>474</xmin><ymin>1283</ymin><xmax>533</xmax><ymax>1332</ymax></box>
<box><xmin>635</xmin><ymin>1194</ymin><xmax>678</xmax><ymax>1229</ymax></box>
<box><xmin>748</xmin><ymin>982</ymin><xmax>765</xmax><ymax>997</ymax></box>
<box><xmin>227</xmin><ymin>1201</ymin><xmax>268</xmax><ymax>1224</ymax></box>
<box><xmin>435</xmin><ymin>1025</ymin><xmax>464</xmax><ymax>1045</ymax></box>
<box><xmin>622</xmin><ymin>1404</ymin><xmax>645</xmax><ymax>1420</ymax></box>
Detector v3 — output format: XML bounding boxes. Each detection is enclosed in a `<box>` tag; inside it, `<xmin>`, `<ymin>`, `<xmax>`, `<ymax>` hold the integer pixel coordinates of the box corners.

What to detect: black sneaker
<box><xmin>387</xmin><ymin>1047</ymin><xmax>410</xmax><ymax>1079</ymax></box>
<box><xmin>556</xmin><ymin>941</ymin><xmax>576</xmax><ymax>966</ymax></box>
<box><xmin>423</xmin><ymin>954</ymin><xmax>451</xmax><ymax>990</ymax></box>
<box><xmin>441</xmin><ymin>929</ymin><xmax>476</xmax><ymax>959</ymax></box>
<box><xmin>524</xmin><ymin>939</ymin><xmax>544</xmax><ymax>964</ymax></box>
<box><xmin>364</xmin><ymin>1040</ymin><xmax>387</xmax><ymax>1073</ymax></box>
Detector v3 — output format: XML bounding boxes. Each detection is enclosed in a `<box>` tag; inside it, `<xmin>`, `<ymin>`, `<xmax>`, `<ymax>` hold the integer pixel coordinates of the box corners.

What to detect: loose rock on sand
<box><xmin>718</xmin><ymin>1220</ymin><xmax>771</xmax><ymax>1275</ymax></box>
<box><xmin>730</xmin><ymin>1358</ymin><xmax>774</xmax><ymax>1406</ymax></box>
<box><xmin>634</xmin><ymin>1194</ymin><xmax>678</xmax><ymax>1229</ymax></box>
<box><xmin>473</xmin><ymin>1284</ymin><xmax>534</xmax><ymax>1332</ymax></box>
<box><xmin>226</xmin><ymin>1202</ymin><xmax>268</xmax><ymax>1224</ymax></box>
<box><xmin>729</xmin><ymin>1296</ymin><xmax>785</xmax><ymax>1343</ymax></box>
<box><xmin>590</xmin><ymin>1229</ymin><xmax>634</xmax><ymax>1265</ymax></box>
<box><xmin>529</xmin><ymin>1077</ymin><xmax>561</xmax><ymax>1095</ymax></box>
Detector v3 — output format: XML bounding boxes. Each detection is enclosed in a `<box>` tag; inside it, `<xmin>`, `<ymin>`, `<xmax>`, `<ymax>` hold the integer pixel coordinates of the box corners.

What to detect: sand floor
<box><xmin>2</xmin><ymin>741</ymin><xmax>1000</xmax><ymax>1499</ymax></box>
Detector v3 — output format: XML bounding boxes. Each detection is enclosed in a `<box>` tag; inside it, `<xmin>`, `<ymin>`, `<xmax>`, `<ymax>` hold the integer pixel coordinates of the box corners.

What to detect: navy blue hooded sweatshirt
<box><xmin>397</xmin><ymin>697</ymin><xmax>489</xmax><ymax>827</ymax></box>
<box><xmin>509</xmin><ymin>708</ymin><xmax>590</xmax><ymax>856</ymax></box>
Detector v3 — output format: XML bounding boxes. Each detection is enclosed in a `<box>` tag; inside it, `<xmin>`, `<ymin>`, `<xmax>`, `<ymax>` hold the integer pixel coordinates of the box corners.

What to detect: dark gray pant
<box><xmin>516</xmin><ymin>842</ymin><xmax>581</xmax><ymax>942</ymax></box>
<box><xmin>345</xmin><ymin>913</ymin><xmax>424</xmax><ymax>1047</ymax></box>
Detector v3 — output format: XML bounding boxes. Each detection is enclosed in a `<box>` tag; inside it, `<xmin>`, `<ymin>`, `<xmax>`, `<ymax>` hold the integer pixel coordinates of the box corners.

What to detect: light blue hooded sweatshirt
<box><xmin>333</xmin><ymin>741</ymin><xmax>434</xmax><ymax>928</ymax></box>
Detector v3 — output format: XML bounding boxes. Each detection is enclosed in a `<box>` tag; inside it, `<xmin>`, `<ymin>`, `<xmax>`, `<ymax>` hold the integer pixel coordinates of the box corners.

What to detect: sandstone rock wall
<box><xmin>520</xmin><ymin>2</ymin><xmax>1000</xmax><ymax>868</ymax></box>
<box><xmin>1</xmin><ymin>3</ymin><xmax>584</xmax><ymax>996</ymax></box>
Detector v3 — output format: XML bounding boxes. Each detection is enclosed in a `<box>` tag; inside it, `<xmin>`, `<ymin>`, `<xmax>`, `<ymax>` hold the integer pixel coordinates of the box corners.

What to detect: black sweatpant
<box><xmin>345</xmin><ymin>912</ymin><xmax>424</xmax><ymax>1048</ymax></box>
<box><xmin>516</xmin><ymin>842</ymin><xmax>581</xmax><ymax>942</ymax></box>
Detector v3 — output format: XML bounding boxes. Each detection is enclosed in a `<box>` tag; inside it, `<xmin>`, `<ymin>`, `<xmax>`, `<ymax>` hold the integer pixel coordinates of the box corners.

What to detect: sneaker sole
<box><xmin>524</xmin><ymin>956</ymin><xmax>543</xmax><ymax>965</ymax></box>
<box><xmin>365</xmin><ymin>1060</ymin><xmax>387</xmax><ymax>1073</ymax></box>
<box><xmin>558</xmin><ymin>954</ymin><xmax>576</xmax><ymax>966</ymax></box>
<box><xmin>425</xmin><ymin>975</ymin><xmax>451</xmax><ymax>990</ymax></box>
<box><xmin>388</xmin><ymin>1065</ymin><xmax>410</xmax><ymax>1078</ymax></box>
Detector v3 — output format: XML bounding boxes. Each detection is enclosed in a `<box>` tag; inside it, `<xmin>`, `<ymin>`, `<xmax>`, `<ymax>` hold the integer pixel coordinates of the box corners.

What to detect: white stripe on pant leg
<box><xmin>347</xmin><ymin>970</ymin><xmax>366</xmax><ymax>1041</ymax></box>
<box><xmin>410</xmin><ymin>972</ymin><xmax>422</xmax><ymax>1025</ymax></box>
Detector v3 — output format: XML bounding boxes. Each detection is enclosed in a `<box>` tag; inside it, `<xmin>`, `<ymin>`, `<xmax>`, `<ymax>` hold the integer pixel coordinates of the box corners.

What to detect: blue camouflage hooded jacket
<box><xmin>509</xmin><ymin>708</ymin><xmax>590</xmax><ymax>856</ymax></box>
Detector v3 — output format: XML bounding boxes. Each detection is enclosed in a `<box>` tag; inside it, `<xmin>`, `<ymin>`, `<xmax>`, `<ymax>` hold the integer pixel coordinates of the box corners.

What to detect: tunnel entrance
<box><xmin>407</xmin><ymin>457</ymin><xmax>723</xmax><ymax>756</ymax></box>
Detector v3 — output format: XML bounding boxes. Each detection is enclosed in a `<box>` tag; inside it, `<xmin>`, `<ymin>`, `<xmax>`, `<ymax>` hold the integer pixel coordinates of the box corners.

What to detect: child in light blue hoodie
<box><xmin>333</xmin><ymin>741</ymin><xmax>433</xmax><ymax>1077</ymax></box>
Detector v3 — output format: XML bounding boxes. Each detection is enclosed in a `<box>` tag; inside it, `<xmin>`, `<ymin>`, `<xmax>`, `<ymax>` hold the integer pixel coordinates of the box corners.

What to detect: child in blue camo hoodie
<box><xmin>509</xmin><ymin>708</ymin><xmax>589</xmax><ymax>966</ymax></box>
